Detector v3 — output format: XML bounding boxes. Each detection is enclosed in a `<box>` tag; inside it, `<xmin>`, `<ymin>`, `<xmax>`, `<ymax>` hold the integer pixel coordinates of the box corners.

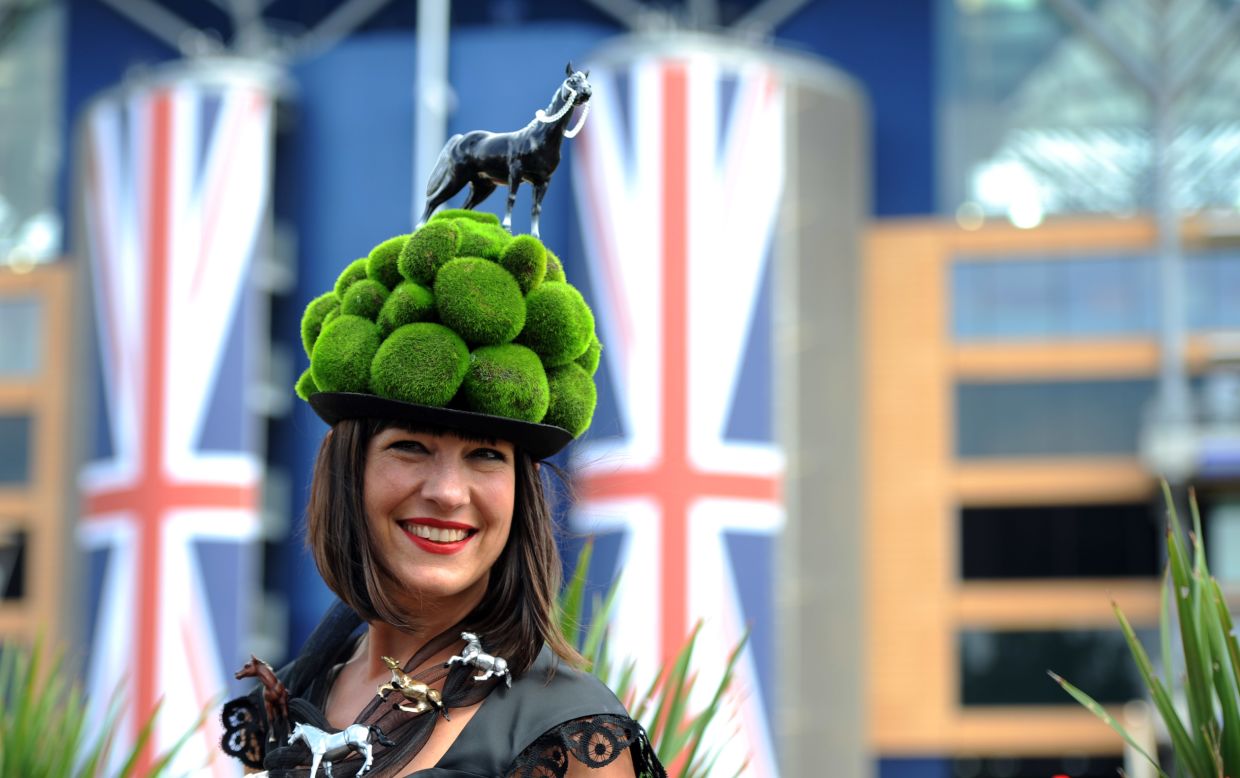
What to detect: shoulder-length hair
<box><xmin>305</xmin><ymin>417</ymin><xmax>583</xmax><ymax>675</ymax></box>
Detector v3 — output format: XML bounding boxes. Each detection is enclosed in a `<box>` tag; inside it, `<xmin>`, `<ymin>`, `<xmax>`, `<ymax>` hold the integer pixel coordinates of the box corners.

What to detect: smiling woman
<box><xmin>219</xmin><ymin>217</ymin><xmax>663</xmax><ymax>778</ymax></box>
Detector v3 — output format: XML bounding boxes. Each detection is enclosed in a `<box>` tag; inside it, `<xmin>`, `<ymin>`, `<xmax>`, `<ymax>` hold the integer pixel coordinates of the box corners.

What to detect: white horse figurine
<box><xmin>446</xmin><ymin>631</ymin><xmax>512</xmax><ymax>687</ymax></box>
<box><xmin>287</xmin><ymin>721</ymin><xmax>393</xmax><ymax>778</ymax></box>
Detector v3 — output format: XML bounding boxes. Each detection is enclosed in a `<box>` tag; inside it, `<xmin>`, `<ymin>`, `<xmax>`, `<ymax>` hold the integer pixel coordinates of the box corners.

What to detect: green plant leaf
<box><xmin>1163</xmin><ymin>481</ymin><xmax>1216</xmax><ymax>764</ymax></box>
<box><xmin>1115</xmin><ymin>600</ymin><xmax>1211</xmax><ymax>778</ymax></box>
<box><xmin>1049</xmin><ymin>671</ymin><xmax>1169</xmax><ymax>778</ymax></box>
<box><xmin>558</xmin><ymin>538</ymin><xmax>593</xmax><ymax>648</ymax></box>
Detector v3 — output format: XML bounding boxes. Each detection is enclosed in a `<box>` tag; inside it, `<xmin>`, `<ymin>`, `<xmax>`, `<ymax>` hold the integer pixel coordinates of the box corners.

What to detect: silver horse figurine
<box><xmin>446</xmin><ymin>631</ymin><xmax>512</xmax><ymax>687</ymax></box>
<box><xmin>287</xmin><ymin>721</ymin><xmax>395</xmax><ymax>778</ymax></box>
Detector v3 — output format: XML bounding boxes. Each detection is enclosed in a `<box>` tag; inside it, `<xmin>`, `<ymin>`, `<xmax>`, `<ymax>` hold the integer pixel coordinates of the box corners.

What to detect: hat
<box><xmin>296</xmin><ymin>210</ymin><xmax>601</xmax><ymax>459</ymax></box>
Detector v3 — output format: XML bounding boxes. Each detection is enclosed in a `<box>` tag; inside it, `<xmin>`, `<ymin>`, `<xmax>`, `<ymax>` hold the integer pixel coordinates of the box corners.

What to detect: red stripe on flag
<box><xmin>132</xmin><ymin>91</ymin><xmax>174</xmax><ymax>775</ymax></box>
<box><xmin>661</xmin><ymin>64</ymin><xmax>689</xmax><ymax>665</ymax></box>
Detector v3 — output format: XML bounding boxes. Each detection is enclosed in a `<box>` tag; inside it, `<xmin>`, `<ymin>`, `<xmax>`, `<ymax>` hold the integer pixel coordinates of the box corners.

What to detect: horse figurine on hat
<box><xmin>419</xmin><ymin>63</ymin><xmax>592</xmax><ymax>239</ymax></box>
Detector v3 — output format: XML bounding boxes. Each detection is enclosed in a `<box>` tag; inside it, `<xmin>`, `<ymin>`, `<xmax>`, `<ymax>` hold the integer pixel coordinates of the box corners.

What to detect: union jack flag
<box><xmin>571</xmin><ymin>55</ymin><xmax>786</xmax><ymax>776</ymax></box>
<box><xmin>77</xmin><ymin>71</ymin><xmax>273</xmax><ymax>776</ymax></box>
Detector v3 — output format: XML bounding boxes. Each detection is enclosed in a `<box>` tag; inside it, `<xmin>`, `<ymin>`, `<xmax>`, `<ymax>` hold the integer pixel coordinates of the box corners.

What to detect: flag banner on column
<box><xmin>571</xmin><ymin>52</ymin><xmax>785</xmax><ymax>777</ymax></box>
<box><xmin>77</xmin><ymin>69</ymin><xmax>273</xmax><ymax>776</ymax></box>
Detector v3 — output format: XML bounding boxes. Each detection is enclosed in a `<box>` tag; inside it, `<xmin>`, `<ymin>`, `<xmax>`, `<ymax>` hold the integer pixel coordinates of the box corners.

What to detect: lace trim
<box><xmin>507</xmin><ymin>714</ymin><xmax>666</xmax><ymax>778</ymax></box>
<box><xmin>220</xmin><ymin>696</ymin><xmax>266</xmax><ymax>769</ymax></box>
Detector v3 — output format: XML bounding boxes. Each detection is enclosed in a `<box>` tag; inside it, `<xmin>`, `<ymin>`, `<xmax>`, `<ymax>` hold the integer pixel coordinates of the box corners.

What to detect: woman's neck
<box><xmin>361</xmin><ymin>585</ymin><xmax>487</xmax><ymax>674</ymax></box>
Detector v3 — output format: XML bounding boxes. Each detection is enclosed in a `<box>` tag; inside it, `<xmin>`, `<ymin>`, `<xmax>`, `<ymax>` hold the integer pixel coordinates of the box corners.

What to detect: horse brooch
<box><xmin>446</xmin><ymin>631</ymin><xmax>512</xmax><ymax>687</ymax></box>
<box><xmin>376</xmin><ymin>656</ymin><xmax>450</xmax><ymax>718</ymax></box>
<box><xmin>234</xmin><ymin>654</ymin><xmax>289</xmax><ymax>737</ymax></box>
<box><xmin>287</xmin><ymin>721</ymin><xmax>395</xmax><ymax>778</ymax></box>
<box><xmin>420</xmin><ymin>62</ymin><xmax>592</xmax><ymax>238</ymax></box>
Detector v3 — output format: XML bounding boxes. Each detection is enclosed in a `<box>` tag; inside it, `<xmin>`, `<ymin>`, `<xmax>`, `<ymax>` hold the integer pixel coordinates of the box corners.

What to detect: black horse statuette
<box><xmin>419</xmin><ymin>63</ymin><xmax>592</xmax><ymax>238</ymax></box>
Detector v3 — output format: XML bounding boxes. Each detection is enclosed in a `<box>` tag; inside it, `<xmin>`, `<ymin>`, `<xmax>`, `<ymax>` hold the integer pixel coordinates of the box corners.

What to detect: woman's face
<box><xmin>363</xmin><ymin>426</ymin><xmax>516</xmax><ymax>609</ymax></box>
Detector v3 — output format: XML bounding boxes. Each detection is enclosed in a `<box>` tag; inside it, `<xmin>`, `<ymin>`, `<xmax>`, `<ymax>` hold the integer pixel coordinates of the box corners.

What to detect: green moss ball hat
<box><xmin>298</xmin><ymin>213</ymin><xmax>601</xmax><ymax>459</ymax></box>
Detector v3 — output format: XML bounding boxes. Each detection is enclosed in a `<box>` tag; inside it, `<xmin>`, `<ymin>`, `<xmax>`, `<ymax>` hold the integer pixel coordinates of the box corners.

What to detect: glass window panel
<box><xmin>950</xmin><ymin>756</ymin><xmax>1124</xmax><ymax>778</ymax></box>
<box><xmin>959</xmin><ymin>628</ymin><xmax>1148</xmax><ymax>706</ymax></box>
<box><xmin>0</xmin><ymin>297</ymin><xmax>41</xmax><ymax>376</ymax></box>
<box><xmin>951</xmin><ymin>256</ymin><xmax>1157</xmax><ymax>340</ymax></box>
<box><xmin>955</xmin><ymin>379</ymin><xmax>1155</xmax><ymax>457</ymax></box>
<box><xmin>0</xmin><ymin>415</ymin><xmax>32</xmax><ymax>484</ymax></box>
<box><xmin>0</xmin><ymin>528</ymin><xmax>25</xmax><ymax>601</ymax></box>
<box><xmin>961</xmin><ymin>502</ymin><xmax>1160</xmax><ymax>579</ymax></box>
<box><xmin>1064</xmin><ymin>256</ymin><xmax>1154</xmax><ymax>336</ymax></box>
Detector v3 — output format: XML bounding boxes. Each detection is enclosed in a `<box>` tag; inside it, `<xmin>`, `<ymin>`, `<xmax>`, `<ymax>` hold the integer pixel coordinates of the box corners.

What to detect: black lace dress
<box><xmin>221</xmin><ymin>602</ymin><xmax>665</xmax><ymax>778</ymax></box>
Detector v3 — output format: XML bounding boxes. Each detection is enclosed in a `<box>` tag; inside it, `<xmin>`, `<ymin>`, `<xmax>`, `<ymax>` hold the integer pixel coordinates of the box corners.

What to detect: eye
<box><xmin>389</xmin><ymin>439</ymin><xmax>428</xmax><ymax>454</ymax></box>
<box><xmin>469</xmin><ymin>447</ymin><xmax>508</xmax><ymax>463</ymax></box>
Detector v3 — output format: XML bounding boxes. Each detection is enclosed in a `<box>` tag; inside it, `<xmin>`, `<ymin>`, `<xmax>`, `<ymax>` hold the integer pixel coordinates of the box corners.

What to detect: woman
<box><xmin>221</xmin><ymin>213</ymin><xmax>665</xmax><ymax>777</ymax></box>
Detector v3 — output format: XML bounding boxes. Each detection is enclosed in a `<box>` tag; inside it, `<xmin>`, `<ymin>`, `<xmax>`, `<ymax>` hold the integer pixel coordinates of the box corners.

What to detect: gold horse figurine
<box><xmin>376</xmin><ymin>656</ymin><xmax>450</xmax><ymax>719</ymax></box>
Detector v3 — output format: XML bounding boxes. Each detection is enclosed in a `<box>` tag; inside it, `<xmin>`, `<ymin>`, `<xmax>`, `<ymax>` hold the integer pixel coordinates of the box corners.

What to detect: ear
<box><xmin>566</xmin><ymin>61</ymin><xmax>574</xmax><ymax>76</ymax></box>
<box><xmin>534</xmin><ymin>461</ymin><xmax>541</xmax><ymax>471</ymax></box>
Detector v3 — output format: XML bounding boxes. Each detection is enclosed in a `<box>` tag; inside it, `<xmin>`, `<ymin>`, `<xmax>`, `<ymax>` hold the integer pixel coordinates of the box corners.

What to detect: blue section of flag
<box><xmin>717</xmin><ymin>74</ymin><xmax>738</xmax><ymax>162</ymax></box>
<box><xmin>197</xmin><ymin>281</ymin><xmax>253</xmax><ymax>454</ymax></box>
<box><xmin>724</xmin><ymin>530</ymin><xmax>775</xmax><ymax>716</ymax></box>
<box><xmin>88</xmin><ymin>325</ymin><xmax>114</xmax><ymax>461</ymax></box>
<box><xmin>193</xmin><ymin>539</ymin><xmax>250</xmax><ymax>695</ymax></box>
<box><xmin>723</xmin><ymin>243</ymin><xmax>773</xmax><ymax>443</ymax></box>
<box><xmin>196</xmin><ymin>94</ymin><xmax>222</xmax><ymax>185</ymax></box>
<box><xmin>84</xmin><ymin>547</ymin><xmax>110</xmax><ymax>657</ymax></box>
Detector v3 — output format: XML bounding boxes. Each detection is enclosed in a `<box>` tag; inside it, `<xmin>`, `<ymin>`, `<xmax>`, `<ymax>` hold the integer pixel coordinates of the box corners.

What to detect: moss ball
<box><xmin>300</xmin><ymin>292</ymin><xmax>340</xmax><ymax>357</ymax></box>
<box><xmin>544</xmin><ymin>363</ymin><xmax>597</xmax><ymax>437</ymax></box>
<box><xmin>370</xmin><ymin>322</ymin><xmax>469</xmax><ymax>407</ymax></box>
<box><xmin>333</xmin><ymin>258</ymin><xmax>369</xmax><ymax>298</ymax></box>
<box><xmin>545</xmin><ymin>250</ymin><xmax>565</xmax><ymax>283</ymax></box>
<box><xmin>399</xmin><ymin>221</ymin><xmax>459</xmax><ymax>285</ymax></box>
<box><xmin>461</xmin><ymin>344</ymin><xmax>550</xmax><ymax>423</ymax></box>
<box><xmin>499</xmin><ymin>235</ymin><xmax>547</xmax><ymax>294</ymax></box>
<box><xmin>434</xmin><ymin>258</ymin><xmax>526</xmax><ymax>345</ymax></box>
<box><xmin>455</xmin><ymin>220</ymin><xmax>510</xmax><ymax>260</ymax></box>
<box><xmin>576</xmin><ymin>333</ymin><xmax>602</xmax><ymax>375</ymax></box>
<box><xmin>294</xmin><ymin>368</ymin><xmax>319</xmax><ymax>400</ymax></box>
<box><xmin>377</xmin><ymin>281</ymin><xmax>436</xmax><ymax>338</ymax></box>
<box><xmin>310</xmin><ymin>314</ymin><xmax>380</xmax><ymax>394</ymax></box>
<box><xmin>367</xmin><ymin>235</ymin><xmax>408</xmax><ymax>290</ymax></box>
<box><xmin>339</xmin><ymin>278</ymin><xmax>389</xmax><ymax>320</ymax></box>
<box><xmin>518</xmin><ymin>282</ymin><xmax>594</xmax><ymax>367</ymax></box>
<box><xmin>431</xmin><ymin>208</ymin><xmax>501</xmax><ymax>226</ymax></box>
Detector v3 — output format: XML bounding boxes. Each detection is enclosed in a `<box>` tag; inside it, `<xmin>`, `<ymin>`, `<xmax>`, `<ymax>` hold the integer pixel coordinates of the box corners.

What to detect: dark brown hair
<box><xmin>305</xmin><ymin>418</ymin><xmax>583</xmax><ymax>675</ymax></box>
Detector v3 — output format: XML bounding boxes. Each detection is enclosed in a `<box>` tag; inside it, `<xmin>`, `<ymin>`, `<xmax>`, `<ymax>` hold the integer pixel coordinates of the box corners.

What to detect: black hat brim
<box><xmin>308</xmin><ymin>392</ymin><xmax>574</xmax><ymax>460</ymax></box>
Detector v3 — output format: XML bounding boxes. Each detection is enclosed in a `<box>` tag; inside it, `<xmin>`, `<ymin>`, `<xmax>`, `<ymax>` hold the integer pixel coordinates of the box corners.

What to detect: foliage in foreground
<box><xmin>558</xmin><ymin>540</ymin><xmax>749</xmax><ymax>778</ymax></box>
<box><xmin>1052</xmin><ymin>483</ymin><xmax>1240</xmax><ymax>778</ymax></box>
<box><xmin>0</xmin><ymin>638</ymin><xmax>194</xmax><ymax>777</ymax></box>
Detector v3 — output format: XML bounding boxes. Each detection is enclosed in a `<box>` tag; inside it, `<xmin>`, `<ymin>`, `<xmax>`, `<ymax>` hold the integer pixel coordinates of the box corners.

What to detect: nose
<box><xmin>419</xmin><ymin>458</ymin><xmax>470</xmax><ymax>511</ymax></box>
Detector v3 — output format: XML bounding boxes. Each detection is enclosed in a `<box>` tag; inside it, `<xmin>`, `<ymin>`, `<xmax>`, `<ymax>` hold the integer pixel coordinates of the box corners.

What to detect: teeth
<box><xmin>406</xmin><ymin>524</ymin><xmax>469</xmax><ymax>543</ymax></box>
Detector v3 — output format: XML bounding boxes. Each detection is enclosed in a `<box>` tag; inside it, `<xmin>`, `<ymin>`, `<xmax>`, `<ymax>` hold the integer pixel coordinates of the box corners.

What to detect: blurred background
<box><xmin>3</xmin><ymin>0</ymin><xmax>1240</xmax><ymax>776</ymax></box>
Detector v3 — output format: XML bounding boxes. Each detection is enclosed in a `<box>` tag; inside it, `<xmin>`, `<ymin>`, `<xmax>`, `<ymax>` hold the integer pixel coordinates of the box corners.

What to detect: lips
<box><xmin>399</xmin><ymin>519</ymin><xmax>477</xmax><ymax>555</ymax></box>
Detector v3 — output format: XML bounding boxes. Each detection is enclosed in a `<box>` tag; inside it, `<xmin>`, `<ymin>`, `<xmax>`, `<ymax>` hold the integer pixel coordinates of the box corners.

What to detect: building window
<box><xmin>0</xmin><ymin>415</ymin><xmax>32</xmax><ymax>484</ymax></box>
<box><xmin>956</xmin><ymin>379</ymin><xmax>1154</xmax><ymax>457</ymax></box>
<box><xmin>952</xmin><ymin>253</ymin><xmax>1240</xmax><ymax>340</ymax></box>
<box><xmin>959</xmin><ymin>628</ymin><xmax>1148</xmax><ymax>706</ymax></box>
<box><xmin>961</xmin><ymin>503</ymin><xmax>1160</xmax><ymax>579</ymax></box>
<box><xmin>950</xmin><ymin>755</ymin><xmax>1124</xmax><ymax>778</ymax></box>
<box><xmin>0</xmin><ymin>296</ymin><xmax>41</xmax><ymax>376</ymax></box>
<box><xmin>0</xmin><ymin>527</ymin><xmax>25</xmax><ymax>601</ymax></box>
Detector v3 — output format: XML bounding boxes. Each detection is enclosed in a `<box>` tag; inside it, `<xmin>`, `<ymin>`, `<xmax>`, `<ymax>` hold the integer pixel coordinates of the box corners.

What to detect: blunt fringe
<box><xmin>305</xmin><ymin>418</ymin><xmax>583</xmax><ymax>675</ymax></box>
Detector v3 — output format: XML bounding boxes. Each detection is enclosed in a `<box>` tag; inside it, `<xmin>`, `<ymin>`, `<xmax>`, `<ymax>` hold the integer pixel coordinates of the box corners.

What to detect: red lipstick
<box><xmin>399</xmin><ymin>518</ymin><xmax>476</xmax><ymax>555</ymax></box>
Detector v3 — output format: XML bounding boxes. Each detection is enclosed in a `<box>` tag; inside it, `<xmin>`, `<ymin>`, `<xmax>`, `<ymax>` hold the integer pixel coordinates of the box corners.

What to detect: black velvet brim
<box><xmin>308</xmin><ymin>392</ymin><xmax>574</xmax><ymax>460</ymax></box>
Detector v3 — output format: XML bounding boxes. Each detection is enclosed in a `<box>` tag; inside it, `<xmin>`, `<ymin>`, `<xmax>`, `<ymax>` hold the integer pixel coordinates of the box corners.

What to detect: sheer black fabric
<box><xmin>507</xmin><ymin>713</ymin><xmax>664</xmax><ymax>778</ymax></box>
<box><xmin>220</xmin><ymin>600</ymin><xmax>666</xmax><ymax>778</ymax></box>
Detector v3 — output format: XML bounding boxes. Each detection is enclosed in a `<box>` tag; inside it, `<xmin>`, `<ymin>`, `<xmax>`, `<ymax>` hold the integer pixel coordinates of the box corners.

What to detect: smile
<box><xmin>399</xmin><ymin>520</ymin><xmax>477</xmax><ymax>555</ymax></box>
